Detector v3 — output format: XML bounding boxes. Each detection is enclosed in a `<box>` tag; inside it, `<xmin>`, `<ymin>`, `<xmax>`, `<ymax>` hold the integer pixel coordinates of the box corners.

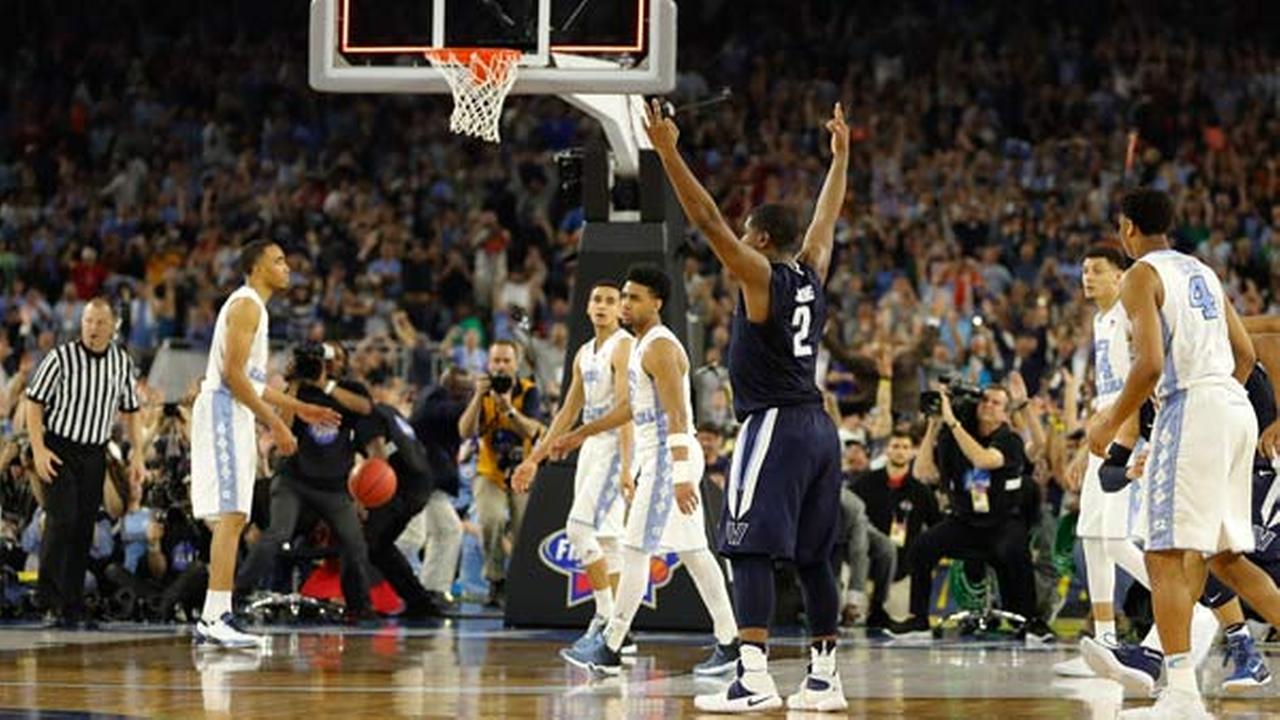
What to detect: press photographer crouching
<box><xmin>235</xmin><ymin>342</ymin><xmax>376</xmax><ymax>620</ymax></box>
<box><xmin>103</xmin><ymin>466</ymin><xmax>210</xmax><ymax>622</ymax></box>
<box><xmin>889</xmin><ymin>379</ymin><xmax>1048</xmax><ymax>640</ymax></box>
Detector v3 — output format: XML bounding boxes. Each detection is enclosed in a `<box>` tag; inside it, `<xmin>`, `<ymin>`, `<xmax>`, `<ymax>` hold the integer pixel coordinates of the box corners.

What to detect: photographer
<box><xmin>235</xmin><ymin>342</ymin><xmax>376</xmax><ymax>620</ymax></box>
<box><xmin>456</xmin><ymin>340</ymin><xmax>545</xmax><ymax>607</ymax></box>
<box><xmin>889</xmin><ymin>383</ymin><xmax>1047</xmax><ymax>640</ymax></box>
<box><xmin>102</xmin><ymin>472</ymin><xmax>210</xmax><ymax>622</ymax></box>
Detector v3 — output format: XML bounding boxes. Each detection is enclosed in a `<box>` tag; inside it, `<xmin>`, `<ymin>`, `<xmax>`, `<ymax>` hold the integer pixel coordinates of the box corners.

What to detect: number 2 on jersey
<box><xmin>791</xmin><ymin>305</ymin><xmax>813</xmax><ymax>357</ymax></box>
<box><xmin>1188</xmin><ymin>275</ymin><xmax>1219</xmax><ymax>320</ymax></box>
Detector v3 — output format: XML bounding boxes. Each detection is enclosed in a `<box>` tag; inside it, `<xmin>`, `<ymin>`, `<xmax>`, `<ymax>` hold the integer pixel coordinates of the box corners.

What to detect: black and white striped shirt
<box><xmin>25</xmin><ymin>341</ymin><xmax>140</xmax><ymax>445</ymax></box>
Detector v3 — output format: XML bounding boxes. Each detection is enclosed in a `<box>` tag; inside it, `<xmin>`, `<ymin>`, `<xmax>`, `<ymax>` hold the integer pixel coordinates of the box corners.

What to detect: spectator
<box><xmin>852</xmin><ymin>431</ymin><xmax>941</xmax><ymax>622</ymax></box>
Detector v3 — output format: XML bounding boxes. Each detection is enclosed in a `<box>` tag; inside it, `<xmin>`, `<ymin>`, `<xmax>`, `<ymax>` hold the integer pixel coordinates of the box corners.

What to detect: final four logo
<box><xmin>538</xmin><ymin>530</ymin><xmax>682</xmax><ymax>609</ymax></box>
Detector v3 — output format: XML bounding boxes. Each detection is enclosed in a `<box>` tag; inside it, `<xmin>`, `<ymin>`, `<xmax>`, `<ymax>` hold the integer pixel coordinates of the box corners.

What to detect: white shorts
<box><xmin>567</xmin><ymin>435</ymin><xmax>625</xmax><ymax>539</ymax></box>
<box><xmin>1078</xmin><ymin>453</ymin><xmax>1137</xmax><ymax>540</ymax></box>
<box><xmin>625</xmin><ymin>440</ymin><xmax>708</xmax><ymax>554</ymax></box>
<box><xmin>190</xmin><ymin>388</ymin><xmax>258</xmax><ymax>520</ymax></box>
<box><xmin>1141</xmin><ymin>385</ymin><xmax>1257</xmax><ymax>554</ymax></box>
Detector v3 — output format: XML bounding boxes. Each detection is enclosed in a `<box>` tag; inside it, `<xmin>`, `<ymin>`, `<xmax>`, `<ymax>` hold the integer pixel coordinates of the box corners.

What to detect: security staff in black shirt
<box><xmin>889</xmin><ymin>384</ymin><xmax>1041</xmax><ymax>637</ymax></box>
<box><xmin>236</xmin><ymin>342</ymin><xmax>375</xmax><ymax>618</ymax></box>
<box><xmin>358</xmin><ymin>369</ymin><xmax>445</xmax><ymax>619</ymax></box>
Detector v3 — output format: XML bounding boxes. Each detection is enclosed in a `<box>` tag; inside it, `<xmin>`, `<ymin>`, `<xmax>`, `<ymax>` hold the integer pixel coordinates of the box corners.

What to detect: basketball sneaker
<box><xmin>567</xmin><ymin>615</ymin><xmax>607</xmax><ymax>655</ymax></box>
<box><xmin>1080</xmin><ymin>637</ymin><xmax>1162</xmax><ymax>696</ymax></box>
<box><xmin>1118</xmin><ymin>688</ymin><xmax>1212</xmax><ymax>719</ymax></box>
<box><xmin>560</xmin><ymin>633</ymin><xmax>621</xmax><ymax>676</ymax></box>
<box><xmin>193</xmin><ymin>612</ymin><xmax>262</xmax><ymax>649</ymax></box>
<box><xmin>694</xmin><ymin>644</ymin><xmax>782</xmax><ymax>713</ymax></box>
<box><xmin>693</xmin><ymin>639</ymin><xmax>740</xmax><ymax>676</ymax></box>
<box><xmin>1222</xmin><ymin>630</ymin><xmax>1272</xmax><ymax>693</ymax></box>
<box><xmin>885</xmin><ymin>615</ymin><xmax>932</xmax><ymax>640</ymax></box>
<box><xmin>786</xmin><ymin>644</ymin><xmax>848</xmax><ymax>712</ymax></box>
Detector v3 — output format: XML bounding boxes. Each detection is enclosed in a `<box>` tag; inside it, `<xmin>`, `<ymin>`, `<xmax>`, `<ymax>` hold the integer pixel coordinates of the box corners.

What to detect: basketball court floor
<box><xmin>0</xmin><ymin>613</ymin><xmax>1274</xmax><ymax>718</ymax></box>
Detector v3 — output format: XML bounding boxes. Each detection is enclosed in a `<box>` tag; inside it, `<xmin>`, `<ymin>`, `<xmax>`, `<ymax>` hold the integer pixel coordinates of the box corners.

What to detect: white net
<box><xmin>425</xmin><ymin>49</ymin><xmax>521</xmax><ymax>143</ymax></box>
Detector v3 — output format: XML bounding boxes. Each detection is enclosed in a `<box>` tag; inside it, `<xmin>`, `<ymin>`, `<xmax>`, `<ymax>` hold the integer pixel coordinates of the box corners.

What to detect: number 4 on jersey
<box><xmin>1188</xmin><ymin>275</ymin><xmax>1219</xmax><ymax>320</ymax></box>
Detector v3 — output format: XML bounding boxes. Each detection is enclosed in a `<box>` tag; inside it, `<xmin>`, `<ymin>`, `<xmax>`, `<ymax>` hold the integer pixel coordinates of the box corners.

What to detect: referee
<box><xmin>25</xmin><ymin>298</ymin><xmax>145</xmax><ymax>629</ymax></box>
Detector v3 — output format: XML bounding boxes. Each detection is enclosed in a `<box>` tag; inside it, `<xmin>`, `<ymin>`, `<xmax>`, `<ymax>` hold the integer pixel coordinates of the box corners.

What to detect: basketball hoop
<box><xmin>424</xmin><ymin>48</ymin><xmax>522</xmax><ymax>143</ymax></box>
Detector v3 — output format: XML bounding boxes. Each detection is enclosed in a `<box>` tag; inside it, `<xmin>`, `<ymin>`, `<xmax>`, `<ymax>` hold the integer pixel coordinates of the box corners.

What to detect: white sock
<box><xmin>1094</xmin><ymin>619</ymin><xmax>1117</xmax><ymax>645</ymax></box>
<box><xmin>604</xmin><ymin>547</ymin><xmax>651</xmax><ymax>652</ymax></box>
<box><xmin>202</xmin><ymin>590</ymin><xmax>231</xmax><ymax>622</ymax></box>
<box><xmin>680</xmin><ymin>549</ymin><xmax>739</xmax><ymax>645</ymax></box>
<box><xmin>593</xmin><ymin>588</ymin><xmax>614</xmax><ymax>619</ymax></box>
<box><xmin>1165</xmin><ymin>653</ymin><xmax>1198</xmax><ymax>695</ymax></box>
<box><xmin>846</xmin><ymin>589</ymin><xmax>867</xmax><ymax>609</ymax></box>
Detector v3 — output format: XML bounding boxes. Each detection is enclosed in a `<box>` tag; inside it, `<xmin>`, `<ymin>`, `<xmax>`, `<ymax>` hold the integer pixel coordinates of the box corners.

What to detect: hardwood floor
<box><xmin>0</xmin><ymin>621</ymin><xmax>1274</xmax><ymax>718</ymax></box>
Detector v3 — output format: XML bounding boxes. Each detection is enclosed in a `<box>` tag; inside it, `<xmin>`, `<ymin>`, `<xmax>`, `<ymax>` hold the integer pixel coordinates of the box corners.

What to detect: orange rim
<box><xmin>424</xmin><ymin>48</ymin><xmax>522</xmax><ymax>84</ymax></box>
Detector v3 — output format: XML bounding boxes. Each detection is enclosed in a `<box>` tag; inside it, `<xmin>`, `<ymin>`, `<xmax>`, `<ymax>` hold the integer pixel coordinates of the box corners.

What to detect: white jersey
<box><xmin>200</xmin><ymin>286</ymin><xmax>270</xmax><ymax>396</ymax></box>
<box><xmin>577</xmin><ymin>328</ymin><xmax>633</xmax><ymax>430</ymax></box>
<box><xmin>629</xmin><ymin>324</ymin><xmax>694</xmax><ymax>450</ymax></box>
<box><xmin>1137</xmin><ymin>249</ymin><xmax>1237</xmax><ymax>399</ymax></box>
<box><xmin>1092</xmin><ymin>302</ymin><xmax>1132</xmax><ymax>410</ymax></box>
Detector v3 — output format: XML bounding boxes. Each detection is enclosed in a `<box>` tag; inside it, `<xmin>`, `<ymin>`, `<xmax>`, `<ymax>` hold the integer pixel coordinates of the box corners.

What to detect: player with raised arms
<box><xmin>644</xmin><ymin>98</ymin><xmax>851</xmax><ymax>712</ymax></box>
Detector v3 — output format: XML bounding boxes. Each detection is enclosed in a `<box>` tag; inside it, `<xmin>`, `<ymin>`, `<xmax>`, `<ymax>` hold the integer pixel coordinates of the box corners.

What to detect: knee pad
<box><xmin>566</xmin><ymin>521</ymin><xmax>605</xmax><ymax>567</ymax></box>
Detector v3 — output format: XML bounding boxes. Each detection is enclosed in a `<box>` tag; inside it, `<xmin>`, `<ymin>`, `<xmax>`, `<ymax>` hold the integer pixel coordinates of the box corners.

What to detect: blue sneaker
<box><xmin>693</xmin><ymin>640</ymin><xmax>740</xmax><ymax>676</ymax></box>
<box><xmin>560</xmin><ymin>632</ymin><xmax>621</xmax><ymax>675</ymax></box>
<box><xmin>566</xmin><ymin>615</ymin><xmax>607</xmax><ymax>655</ymax></box>
<box><xmin>1223</xmin><ymin>632</ymin><xmax>1273</xmax><ymax>693</ymax></box>
<box><xmin>1079</xmin><ymin>636</ymin><xmax>1162</xmax><ymax>696</ymax></box>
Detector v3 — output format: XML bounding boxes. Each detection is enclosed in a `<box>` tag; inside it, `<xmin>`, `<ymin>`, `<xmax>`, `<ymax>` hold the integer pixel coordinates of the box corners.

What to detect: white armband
<box><xmin>667</xmin><ymin>433</ymin><xmax>699</xmax><ymax>485</ymax></box>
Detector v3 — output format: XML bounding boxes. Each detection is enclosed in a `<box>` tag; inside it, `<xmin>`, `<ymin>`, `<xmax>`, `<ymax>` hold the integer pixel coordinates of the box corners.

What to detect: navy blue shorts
<box><xmin>717</xmin><ymin>404</ymin><xmax>842</xmax><ymax>564</ymax></box>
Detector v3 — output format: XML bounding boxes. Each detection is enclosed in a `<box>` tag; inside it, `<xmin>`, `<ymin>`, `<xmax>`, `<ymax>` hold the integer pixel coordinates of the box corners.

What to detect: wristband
<box><xmin>323</xmin><ymin>380</ymin><xmax>337</xmax><ymax>396</ymax></box>
<box><xmin>667</xmin><ymin>433</ymin><xmax>700</xmax><ymax>484</ymax></box>
<box><xmin>1098</xmin><ymin>442</ymin><xmax>1135</xmax><ymax>493</ymax></box>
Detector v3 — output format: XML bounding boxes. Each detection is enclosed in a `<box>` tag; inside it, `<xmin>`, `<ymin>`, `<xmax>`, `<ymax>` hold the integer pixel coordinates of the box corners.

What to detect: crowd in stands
<box><xmin>0</xmin><ymin>0</ymin><xmax>1277</xmax><ymax>629</ymax></box>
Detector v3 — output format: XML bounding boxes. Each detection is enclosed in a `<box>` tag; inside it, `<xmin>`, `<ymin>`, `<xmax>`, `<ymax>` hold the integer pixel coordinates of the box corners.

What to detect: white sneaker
<box><xmin>694</xmin><ymin>672</ymin><xmax>783</xmax><ymax>713</ymax></box>
<box><xmin>1053</xmin><ymin>655</ymin><xmax>1096</xmax><ymax>678</ymax></box>
<box><xmin>786</xmin><ymin>646</ymin><xmax>848</xmax><ymax>712</ymax></box>
<box><xmin>193</xmin><ymin>612</ymin><xmax>262</xmax><ymax>649</ymax></box>
<box><xmin>1118</xmin><ymin>689</ymin><xmax>1212</xmax><ymax>719</ymax></box>
<box><xmin>694</xmin><ymin>645</ymin><xmax>782</xmax><ymax>713</ymax></box>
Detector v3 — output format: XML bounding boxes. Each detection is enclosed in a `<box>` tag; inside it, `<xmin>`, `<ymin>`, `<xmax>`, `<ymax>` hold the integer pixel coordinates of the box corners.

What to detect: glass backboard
<box><xmin>310</xmin><ymin>0</ymin><xmax>676</xmax><ymax>95</ymax></box>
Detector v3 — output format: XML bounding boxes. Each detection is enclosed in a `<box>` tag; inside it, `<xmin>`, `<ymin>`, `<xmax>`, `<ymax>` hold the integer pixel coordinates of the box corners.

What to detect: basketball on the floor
<box><xmin>349</xmin><ymin>458</ymin><xmax>396</xmax><ymax>508</ymax></box>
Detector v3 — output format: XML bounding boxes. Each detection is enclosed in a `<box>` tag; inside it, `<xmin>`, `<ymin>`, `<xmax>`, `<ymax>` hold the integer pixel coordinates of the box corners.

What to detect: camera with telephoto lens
<box><xmin>489</xmin><ymin>373</ymin><xmax>514</xmax><ymax>395</ymax></box>
<box><xmin>289</xmin><ymin>343</ymin><xmax>332</xmax><ymax>383</ymax></box>
<box><xmin>920</xmin><ymin>374</ymin><xmax>984</xmax><ymax>429</ymax></box>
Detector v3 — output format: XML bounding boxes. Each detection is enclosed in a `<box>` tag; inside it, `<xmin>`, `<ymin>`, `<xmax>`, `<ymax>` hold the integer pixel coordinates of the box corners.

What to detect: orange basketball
<box><xmin>349</xmin><ymin>457</ymin><xmax>397</xmax><ymax>508</ymax></box>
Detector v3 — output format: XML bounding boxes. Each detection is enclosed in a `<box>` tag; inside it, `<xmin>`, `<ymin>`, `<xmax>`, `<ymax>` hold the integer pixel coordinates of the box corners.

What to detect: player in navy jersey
<box><xmin>644</xmin><ymin>99</ymin><xmax>850</xmax><ymax>713</ymax></box>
